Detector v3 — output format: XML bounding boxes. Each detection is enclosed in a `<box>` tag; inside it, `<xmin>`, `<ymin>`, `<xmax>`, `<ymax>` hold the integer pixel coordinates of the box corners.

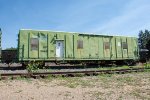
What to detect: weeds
<box><xmin>116</xmin><ymin>76</ymin><xmax>134</xmax><ymax>83</ymax></box>
<box><xmin>26</xmin><ymin>61</ymin><xmax>44</xmax><ymax>72</ymax></box>
<box><xmin>0</xmin><ymin>71</ymin><xmax>149</xmax><ymax>100</ymax></box>
<box><xmin>131</xmin><ymin>90</ymin><xmax>150</xmax><ymax>100</ymax></box>
<box><xmin>46</xmin><ymin>75</ymin><xmax>54</xmax><ymax>81</ymax></box>
<box><xmin>85</xmin><ymin>91</ymin><xmax>104</xmax><ymax>100</ymax></box>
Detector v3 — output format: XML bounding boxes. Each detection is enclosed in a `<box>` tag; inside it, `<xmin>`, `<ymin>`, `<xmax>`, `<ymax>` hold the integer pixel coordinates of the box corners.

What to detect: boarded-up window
<box><xmin>104</xmin><ymin>42</ymin><xmax>110</xmax><ymax>49</ymax></box>
<box><xmin>122</xmin><ymin>42</ymin><xmax>128</xmax><ymax>49</ymax></box>
<box><xmin>31</xmin><ymin>38</ymin><xmax>38</xmax><ymax>50</ymax></box>
<box><xmin>77</xmin><ymin>40</ymin><xmax>83</xmax><ymax>49</ymax></box>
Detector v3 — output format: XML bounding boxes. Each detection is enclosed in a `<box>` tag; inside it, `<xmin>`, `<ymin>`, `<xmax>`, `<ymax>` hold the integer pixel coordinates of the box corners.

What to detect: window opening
<box><xmin>104</xmin><ymin>42</ymin><xmax>110</xmax><ymax>49</ymax></box>
<box><xmin>77</xmin><ymin>40</ymin><xmax>83</xmax><ymax>49</ymax></box>
<box><xmin>122</xmin><ymin>42</ymin><xmax>128</xmax><ymax>49</ymax></box>
<box><xmin>31</xmin><ymin>38</ymin><xmax>39</xmax><ymax>50</ymax></box>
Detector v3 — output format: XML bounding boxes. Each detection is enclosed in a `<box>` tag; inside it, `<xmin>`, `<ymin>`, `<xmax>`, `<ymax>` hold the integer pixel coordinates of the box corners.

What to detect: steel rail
<box><xmin>0</xmin><ymin>67</ymin><xmax>148</xmax><ymax>79</ymax></box>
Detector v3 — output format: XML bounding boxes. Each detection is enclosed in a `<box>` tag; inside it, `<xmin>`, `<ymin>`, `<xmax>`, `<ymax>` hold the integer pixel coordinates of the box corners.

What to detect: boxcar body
<box><xmin>18</xmin><ymin>29</ymin><xmax>139</xmax><ymax>64</ymax></box>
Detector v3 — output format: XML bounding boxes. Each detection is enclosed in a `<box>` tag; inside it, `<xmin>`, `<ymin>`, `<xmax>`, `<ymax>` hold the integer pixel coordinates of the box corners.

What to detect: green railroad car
<box><xmin>18</xmin><ymin>29</ymin><xmax>139</xmax><ymax>65</ymax></box>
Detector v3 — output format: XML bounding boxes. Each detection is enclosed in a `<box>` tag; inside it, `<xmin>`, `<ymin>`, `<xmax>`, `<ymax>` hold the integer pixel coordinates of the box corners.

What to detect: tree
<box><xmin>138</xmin><ymin>30</ymin><xmax>150</xmax><ymax>49</ymax></box>
<box><xmin>5</xmin><ymin>47</ymin><xmax>17</xmax><ymax>50</ymax></box>
<box><xmin>138</xmin><ymin>29</ymin><xmax>150</xmax><ymax>60</ymax></box>
<box><xmin>146</xmin><ymin>39</ymin><xmax>150</xmax><ymax>58</ymax></box>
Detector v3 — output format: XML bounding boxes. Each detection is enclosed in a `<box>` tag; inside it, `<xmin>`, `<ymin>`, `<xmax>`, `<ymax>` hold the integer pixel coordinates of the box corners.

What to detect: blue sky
<box><xmin>0</xmin><ymin>0</ymin><xmax>150</xmax><ymax>49</ymax></box>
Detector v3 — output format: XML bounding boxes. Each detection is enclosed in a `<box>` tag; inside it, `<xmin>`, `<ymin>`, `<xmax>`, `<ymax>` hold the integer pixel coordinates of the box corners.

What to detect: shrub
<box><xmin>26</xmin><ymin>61</ymin><xmax>40</xmax><ymax>72</ymax></box>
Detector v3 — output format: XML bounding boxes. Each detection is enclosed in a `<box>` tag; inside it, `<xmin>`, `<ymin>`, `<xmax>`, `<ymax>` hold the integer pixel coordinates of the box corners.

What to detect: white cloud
<box><xmin>54</xmin><ymin>0</ymin><xmax>150</xmax><ymax>37</ymax></box>
<box><xmin>89</xmin><ymin>0</ymin><xmax>150</xmax><ymax>36</ymax></box>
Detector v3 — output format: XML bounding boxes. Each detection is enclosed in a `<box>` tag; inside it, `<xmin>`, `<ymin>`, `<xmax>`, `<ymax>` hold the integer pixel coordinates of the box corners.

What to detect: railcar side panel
<box><xmin>122</xmin><ymin>37</ymin><xmax>128</xmax><ymax>58</ymax></box>
<box><xmin>98</xmin><ymin>37</ymin><xmax>104</xmax><ymax>59</ymax></box>
<box><xmin>29</xmin><ymin>32</ymin><xmax>39</xmax><ymax>58</ymax></box>
<box><xmin>88</xmin><ymin>36</ymin><xmax>97</xmax><ymax>58</ymax></box>
<box><xmin>18</xmin><ymin>29</ymin><xmax>139</xmax><ymax>62</ymax></box>
<box><xmin>127</xmin><ymin>37</ymin><xmax>134</xmax><ymax>58</ymax></box>
<box><xmin>48</xmin><ymin>32</ymin><xmax>55</xmax><ymax>58</ymax></box>
<box><xmin>65</xmin><ymin>34</ymin><xmax>73</xmax><ymax>59</ymax></box>
<box><xmin>110</xmin><ymin>37</ymin><xmax>116</xmax><ymax>60</ymax></box>
<box><xmin>115</xmin><ymin>37</ymin><xmax>122</xmax><ymax>59</ymax></box>
<box><xmin>82</xmin><ymin>35</ymin><xmax>89</xmax><ymax>59</ymax></box>
<box><xmin>103</xmin><ymin>37</ymin><xmax>111</xmax><ymax>59</ymax></box>
<box><xmin>18</xmin><ymin>31</ymin><xmax>28</xmax><ymax>59</ymax></box>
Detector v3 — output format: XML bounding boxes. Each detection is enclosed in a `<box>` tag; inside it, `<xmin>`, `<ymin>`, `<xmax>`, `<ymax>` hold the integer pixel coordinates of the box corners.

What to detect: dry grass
<box><xmin>0</xmin><ymin>72</ymin><xmax>150</xmax><ymax>100</ymax></box>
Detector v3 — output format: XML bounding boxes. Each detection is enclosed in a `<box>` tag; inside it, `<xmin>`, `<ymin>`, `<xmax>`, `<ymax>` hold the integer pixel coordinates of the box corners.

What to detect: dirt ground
<box><xmin>0</xmin><ymin>72</ymin><xmax>150</xmax><ymax>100</ymax></box>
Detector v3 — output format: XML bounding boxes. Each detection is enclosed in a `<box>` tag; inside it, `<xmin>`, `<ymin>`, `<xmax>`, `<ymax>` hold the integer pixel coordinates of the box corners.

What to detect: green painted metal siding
<box><xmin>65</xmin><ymin>34</ymin><xmax>73</xmax><ymax>58</ymax></box>
<box><xmin>111</xmin><ymin>37</ymin><xmax>116</xmax><ymax>59</ymax></box>
<box><xmin>122</xmin><ymin>37</ymin><xmax>128</xmax><ymax>58</ymax></box>
<box><xmin>48</xmin><ymin>32</ymin><xmax>55</xmax><ymax>58</ymax></box>
<box><xmin>18</xmin><ymin>29</ymin><xmax>139</xmax><ymax>61</ymax></box>
<box><xmin>98</xmin><ymin>37</ymin><xmax>104</xmax><ymax>59</ymax></box>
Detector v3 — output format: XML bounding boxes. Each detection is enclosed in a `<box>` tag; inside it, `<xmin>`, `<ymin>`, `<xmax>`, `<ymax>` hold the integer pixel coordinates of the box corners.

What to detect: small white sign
<box><xmin>118</xmin><ymin>42</ymin><xmax>121</xmax><ymax>46</ymax></box>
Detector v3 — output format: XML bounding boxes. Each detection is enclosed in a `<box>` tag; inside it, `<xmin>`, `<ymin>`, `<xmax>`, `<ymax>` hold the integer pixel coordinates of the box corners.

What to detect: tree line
<box><xmin>138</xmin><ymin>29</ymin><xmax>150</xmax><ymax>60</ymax></box>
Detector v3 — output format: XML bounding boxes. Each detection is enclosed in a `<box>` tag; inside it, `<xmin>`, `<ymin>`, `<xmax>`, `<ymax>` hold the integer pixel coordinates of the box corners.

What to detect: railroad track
<box><xmin>0</xmin><ymin>67</ymin><xmax>149</xmax><ymax>80</ymax></box>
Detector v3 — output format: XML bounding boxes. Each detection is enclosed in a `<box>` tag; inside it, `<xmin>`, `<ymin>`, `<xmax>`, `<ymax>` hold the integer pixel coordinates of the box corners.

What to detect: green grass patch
<box><xmin>131</xmin><ymin>89</ymin><xmax>150</xmax><ymax>100</ymax></box>
<box><xmin>116</xmin><ymin>76</ymin><xmax>134</xmax><ymax>83</ymax></box>
<box><xmin>97</xmin><ymin>65</ymin><xmax>143</xmax><ymax>71</ymax></box>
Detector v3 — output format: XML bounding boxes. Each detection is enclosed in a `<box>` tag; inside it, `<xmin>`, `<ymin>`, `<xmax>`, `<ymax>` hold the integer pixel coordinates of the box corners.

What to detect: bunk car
<box><xmin>18</xmin><ymin>29</ymin><xmax>139</xmax><ymax>65</ymax></box>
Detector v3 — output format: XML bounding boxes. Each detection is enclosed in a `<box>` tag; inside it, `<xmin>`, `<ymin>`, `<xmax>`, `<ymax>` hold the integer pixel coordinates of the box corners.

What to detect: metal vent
<box><xmin>104</xmin><ymin>42</ymin><xmax>110</xmax><ymax>49</ymax></box>
<box><xmin>31</xmin><ymin>38</ymin><xmax>39</xmax><ymax>50</ymax></box>
<box><xmin>122</xmin><ymin>42</ymin><xmax>128</xmax><ymax>49</ymax></box>
<box><xmin>77</xmin><ymin>40</ymin><xmax>83</xmax><ymax>49</ymax></box>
